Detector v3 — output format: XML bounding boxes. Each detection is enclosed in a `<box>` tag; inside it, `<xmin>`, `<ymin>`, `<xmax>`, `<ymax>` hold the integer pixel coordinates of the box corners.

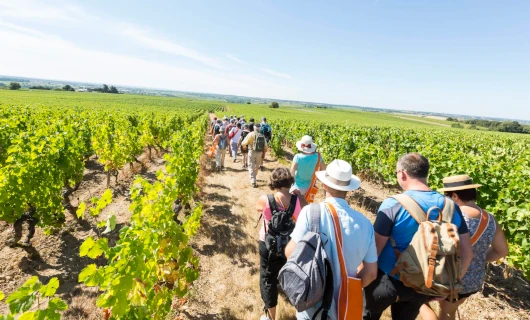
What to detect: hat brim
<box><xmin>296</xmin><ymin>141</ymin><xmax>317</xmax><ymax>153</ymax></box>
<box><xmin>438</xmin><ymin>184</ymin><xmax>482</xmax><ymax>192</ymax></box>
<box><xmin>315</xmin><ymin>171</ymin><xmax>361</xmax><ymax>192</ymax></box>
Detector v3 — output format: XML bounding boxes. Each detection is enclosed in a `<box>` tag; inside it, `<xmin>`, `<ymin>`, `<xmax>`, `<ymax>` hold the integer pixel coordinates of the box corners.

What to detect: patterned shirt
<box><xmin>461</xmin><ymin>210</ymin><xmax>496</xmax><ymax>294</ymax></box>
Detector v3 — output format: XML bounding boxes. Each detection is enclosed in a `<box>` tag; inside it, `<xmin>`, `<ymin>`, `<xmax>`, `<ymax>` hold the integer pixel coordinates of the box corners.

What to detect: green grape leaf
<box><xmin>76</xmin><ymin>202</ymin><xmax>86</xmax><ymax>219</ymax></box>
<box><xmin>79</xmin><ymin>237</ymin><xmax>95</xmax><ymax>257</ymax></box>
<box><xmin>79</xmin><ymin>264</ymin><xmax>104</xmax><ymax>286</ymax></box>
<box><xmin>17</xmin><ymin>312</ymin><xmax>35</xmax><ymax>320</ymax></box>
<box><xmin>39</xmin><ymin>277</ymin><xmax>60</xmax><ymax>297</ymax></box>
<box><xmin>0</xmin><ymin>290</ymin><xmax>4</xmax><ymax>301</ymax></box>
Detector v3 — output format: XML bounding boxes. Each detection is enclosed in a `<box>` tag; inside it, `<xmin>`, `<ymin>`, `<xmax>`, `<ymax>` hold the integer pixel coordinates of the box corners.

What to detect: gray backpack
<box><xmin>278</xmin><ymin>204</ymin><xmax>333</xmax><ymax>319</ymax></box>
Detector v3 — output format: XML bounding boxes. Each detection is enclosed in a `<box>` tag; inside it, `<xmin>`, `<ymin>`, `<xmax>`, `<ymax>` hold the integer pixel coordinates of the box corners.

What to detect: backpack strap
<box><xmin>285</xmin><ymin>194</ymin><xmax>298</xmax><ymax>218</ymax></box>
<box><xmin>267</xmin><ymin>194</ymin><xmax>278</xmax><ymax>214</ymax></box>
<box><xmin>309</xmin><ymin>203</ymin><xmax>321</xmax><ymax>233</ymax></box>
<box><xmin>440</xmin><ymin>197</ymin><xmax>455</xmax><ymax>223</ymax></box>
<box><xmin>389</xmin><ymin>194</ymin><xmax>427</xmax><ymax>275</ymax></box>
<box><xmin>391</xmin><ymin>194</ymin><xmax>427</xmax><ymax>224</ymax></box>
<box><xmin>311</xmin><ymin>259</ymin><xmax>334</xmax><ymax>320</ymax></box>
<box><xmin>470</xmin><ymin>209</ymin><xmax>490</xmax><ymax>246</ymax></box>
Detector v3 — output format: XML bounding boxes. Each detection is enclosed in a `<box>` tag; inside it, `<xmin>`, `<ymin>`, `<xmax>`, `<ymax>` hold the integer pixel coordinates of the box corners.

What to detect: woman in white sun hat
<box><xmin>290</xmin><ymin>135</ymin><xmax>326</xmax><ymax>197</ymax></box>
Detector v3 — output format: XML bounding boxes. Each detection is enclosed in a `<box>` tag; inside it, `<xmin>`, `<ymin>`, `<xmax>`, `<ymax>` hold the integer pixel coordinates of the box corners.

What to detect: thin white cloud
<box><xmin>0</xmin><ymin>0</ymin><xmax>97</xmax><ymax>21</ymax></box>
<box><xmin>120</xmin><ymin>24</ymin><xmax>229</xmax><ymax>71</ymax></box>
<box><xmin>225</xmin><ymin>54</ymin><xmax>249</xmax><ymax>65</ymax></box>
<box><xmin>261</xmin><ymin>68</ymin><xmax>291</xmax><ymax>79</ymax></box>
<box><xmin>0</xmin><ymin>24</ymin><xmax>297</xmax><ymax>99</ymax></box>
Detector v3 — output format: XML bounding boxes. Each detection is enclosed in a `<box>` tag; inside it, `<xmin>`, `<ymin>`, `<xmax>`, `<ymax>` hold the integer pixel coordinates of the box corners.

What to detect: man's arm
<box><xmin>357</xmin><ymin>261</ymin><xmax>378</xmax><ymax>288</ymax></box>
<box><xmin>290</xmin><ymin>161</ymin><xmax>298</xmax><ymax>180</ymax></box>
<box><xmin>374</xmin><ymin>232</ymin><xmax>389</xmax><ymax>256</ymax></box>
<box><xmin>285</xmin><ymin>239</ymin><xmax>297</xmax><ymax>259</ymax></box>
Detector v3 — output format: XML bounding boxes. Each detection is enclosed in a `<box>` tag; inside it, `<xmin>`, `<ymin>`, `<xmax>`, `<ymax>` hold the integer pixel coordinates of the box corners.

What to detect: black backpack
<box><xmin>264</xmin><ymin>194</ymin><xmax>297</xmax><ymax>256</ymax></box>
<box><xmin>254</xmin><ymin>133</ymin><xmax>266</xmax><ymax>152</ymax></box>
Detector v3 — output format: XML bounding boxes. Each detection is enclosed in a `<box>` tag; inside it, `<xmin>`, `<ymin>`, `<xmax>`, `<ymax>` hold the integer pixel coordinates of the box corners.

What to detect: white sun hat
<box><xmin>315</xmin><ymin>159</ymin><xmax>361</xmax><ymax>191</ymax></box>
<box><xmin>295</xmin><ymin>135</ymin><xmax>317</xmax><ymax>153</ymax></box>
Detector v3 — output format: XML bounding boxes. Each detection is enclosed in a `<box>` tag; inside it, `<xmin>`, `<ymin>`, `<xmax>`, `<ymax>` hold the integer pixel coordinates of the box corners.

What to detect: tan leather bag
<box><xmin>389</xmin><ymin>194</ymin><xmax>463</xmax><ymax>302</ymax></box>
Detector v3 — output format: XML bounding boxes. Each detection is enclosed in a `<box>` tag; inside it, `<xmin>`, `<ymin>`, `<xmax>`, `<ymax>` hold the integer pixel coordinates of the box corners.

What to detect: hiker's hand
<box><xmin>292</xmin><ymin>189</ymin><xmax>300</xmax><ymax>195</ymax></box>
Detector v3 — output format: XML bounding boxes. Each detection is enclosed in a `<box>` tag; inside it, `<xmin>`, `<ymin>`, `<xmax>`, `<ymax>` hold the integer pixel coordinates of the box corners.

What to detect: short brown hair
<box><xmin>397</xmin><ymin>153</ymin><xmax>430</xmax><ymax>179</ymax></box>
<box><xmin>268</xmin><ymin>167</ymin><xmax>294</xmax><ymax>190</ymax></box>
<box><xmin>445</xmin><ymin>189</ymin><xmax>477</xmax><ymax>202</ymax></box>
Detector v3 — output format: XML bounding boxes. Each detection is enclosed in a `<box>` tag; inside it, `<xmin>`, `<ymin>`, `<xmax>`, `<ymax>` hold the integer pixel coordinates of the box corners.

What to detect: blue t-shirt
<box><xmin>374</xmin><ymin>190</ymin><xmax>469</xmax><ymax>279</ymax></box>
<box><xmin>293</xmin><ymin>152</ymin><xmax>322</xmax><ymax>189</ymax></box>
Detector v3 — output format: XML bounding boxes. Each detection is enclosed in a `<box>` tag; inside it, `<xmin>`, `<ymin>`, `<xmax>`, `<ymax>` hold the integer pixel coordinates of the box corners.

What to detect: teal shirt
<box><xmin>293</xmin><ymin>152</ymin><xmax>321</xmax><ymax>189</ymax></box>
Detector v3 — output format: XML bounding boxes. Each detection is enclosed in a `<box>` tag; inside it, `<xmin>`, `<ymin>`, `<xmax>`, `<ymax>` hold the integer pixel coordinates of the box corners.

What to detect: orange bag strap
<box><xmin>308</xmin><ymin>153</ymin><xmax>320</xmax><ymax>188</ymax></box>
<box><xmin>325</xmin><ymin>203</ymin><xmax>352</xmax><ymax>319</ymax></box>
<box><xmin>470</xmin><ymin>209</ymin><xmax>490</xmax><ymax>246</ymax></box>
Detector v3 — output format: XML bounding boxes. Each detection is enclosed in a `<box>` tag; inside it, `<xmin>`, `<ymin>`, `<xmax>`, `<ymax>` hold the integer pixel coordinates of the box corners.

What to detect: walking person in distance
<box><xmin>290</xmin><ymin>135</ymin><xmax>326</xmax><ymax>197</ymax></box>
<box><xmin>238</xmin><ymin>124</ymin><xmax>251</xmax><ymax>168</ymax></box>
<box><xmin>212</xmin><ymin>126</ymin><xmax>229</xmax><ymax>171</ymax></box>
<box><xmin>241</xmin><ymin>123</ymin><xmax>268</xmax><ymax>187</ymax></box>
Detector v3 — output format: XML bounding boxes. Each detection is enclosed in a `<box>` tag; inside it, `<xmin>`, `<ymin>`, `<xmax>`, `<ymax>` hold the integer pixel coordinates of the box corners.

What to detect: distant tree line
<box><xmin>447</xmin><ymin>117</ymin><xmax>529</xmax><ymax>134</ymax></box>
<box><xmin>89</xmin><ymin>84</ymin><xmax>119</xmax><ymax>94</ymax></box>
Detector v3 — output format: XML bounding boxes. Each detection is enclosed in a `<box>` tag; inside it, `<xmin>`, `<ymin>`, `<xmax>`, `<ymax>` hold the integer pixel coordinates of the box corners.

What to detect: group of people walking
<box><xmin>250</xmin><ymin>135</ymin><xmax>509</xmax><ymax>320</ymax></box>
<box><xmin>209</xmin><ymin>115</ymin><xmax>272</xmax><ymax>187</ymax></box>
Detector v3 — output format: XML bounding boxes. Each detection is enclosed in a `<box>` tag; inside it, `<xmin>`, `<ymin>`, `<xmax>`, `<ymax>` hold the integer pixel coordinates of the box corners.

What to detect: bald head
<box><xmin>397</xmin><ymin>153</ymin><xmax>429</xmax><ymax>179</ymax></box>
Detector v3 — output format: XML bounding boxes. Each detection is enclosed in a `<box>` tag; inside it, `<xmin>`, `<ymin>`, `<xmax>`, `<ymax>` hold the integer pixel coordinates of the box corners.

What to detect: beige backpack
<box><xmin>389</xmin><ymin>194</ymin><xmax>463</xmax><ymax>302</ymax></box>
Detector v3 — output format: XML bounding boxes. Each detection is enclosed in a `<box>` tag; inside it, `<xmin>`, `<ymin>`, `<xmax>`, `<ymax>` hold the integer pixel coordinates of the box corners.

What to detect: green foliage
<box><xmin>0</xmin><ymin>277</ymin><xmax>67</xmax><ymax>319</ymax></box>
<box><xmin>9</xmin><ymin>82</ymin><xmax>21</xmax><ymax>90</ymax></box>
<box><xmin>78</xmin><ymin>116</ymin><xmax>205</xmax><ymax>319</ymax></box>
<box><xmin>269</xmin><ymin>101</ymin><xmax>279</xmax><ymax>108</ymax></box>
<box><xmin>451</xmin><ymin>123</ymin><xmax>464</xmax><ymax>128</ymax></box>
<box><xmin>62</xmin><ymin>85</ymin><xmax>75</xmax><ymax>92</ymax></box>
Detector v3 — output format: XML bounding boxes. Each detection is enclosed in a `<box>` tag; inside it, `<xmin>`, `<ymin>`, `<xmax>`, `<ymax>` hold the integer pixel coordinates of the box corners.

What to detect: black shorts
<box><xmin>259</xmin><ymin>240</ymin><xmax>286</xmax><ymax>309</ymax></box>
<box><xmin>363</xmin><ymin>269</ymin><xmax>431</xmax><ymax>320</ymax></box>
<box><xmin>444</xmin><ymin>290</ymin><xmax>479</xmax><ymax>302</ymax></box>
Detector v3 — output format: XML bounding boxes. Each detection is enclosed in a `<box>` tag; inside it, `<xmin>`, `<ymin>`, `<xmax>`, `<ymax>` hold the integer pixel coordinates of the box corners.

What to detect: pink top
<box><xmin>259</xmin><ymin>195</ymin><xmax>302</xmax><ymax>241</ymax></box>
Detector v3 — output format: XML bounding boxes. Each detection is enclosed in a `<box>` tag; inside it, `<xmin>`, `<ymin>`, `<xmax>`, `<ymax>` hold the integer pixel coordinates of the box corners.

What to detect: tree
<box><xmin>451</xmin><ymin>123</ymin><xmax>464</xmax><ymax>129</ymax></box>
<box><xmin>247</xmin><ymin>101</ymin><xmax>251</xmax><ymax>104</ymax></box>
<box><xmin>270</xmin><ymin>102</ymin><xmax>279</xmax><ymax>108</ymax></box>
<box><xmin>9</xmin><ymin>82</ymin><xmax>21</xmax><ymax>90</ymax></box>
<box><xmin>102</xmin><ymin>84</ymin><xmax>109</xmax><ymax>93</ymax></box>
<box><xmin>109</xmin><ymin>86</ymin><xmax>118</xmax><ymax>94</ymax></box>
<box><xmin>63</xmin><ymin>84</ymin><xmax>75</xmax><ymax>91</ymax></box>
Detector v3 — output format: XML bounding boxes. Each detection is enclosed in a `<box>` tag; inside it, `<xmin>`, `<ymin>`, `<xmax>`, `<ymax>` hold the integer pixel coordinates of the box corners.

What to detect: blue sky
<box><xmin>0</xmin><ymin>1</ymin><xmax>529</xmax><ymax>120</ymax></box>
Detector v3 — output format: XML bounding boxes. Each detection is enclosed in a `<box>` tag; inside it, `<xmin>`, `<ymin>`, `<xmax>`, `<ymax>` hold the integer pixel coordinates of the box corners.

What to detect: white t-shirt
<box><xmin>229</xmin><ymin>127</ymin><xmax>242</xmax><ymax>143</ymax></box>
<box><xmin>290</xmin><ymin>197</ymin><xmax>378</xmax><ymax>320</ymax></box>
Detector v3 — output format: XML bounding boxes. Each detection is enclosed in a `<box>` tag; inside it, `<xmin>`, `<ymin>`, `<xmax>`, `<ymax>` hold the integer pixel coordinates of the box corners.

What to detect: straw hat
<box><xmin>315</xmin><ymin>159</ymin><xmax>361</xmax><ymax>192</ymax></box>
<box><xmin>438</xmin><ymin>174</ymin><xmax>482</xmax><ymax>192</ymax></box>
<box><xmin>296</xmin><ymin>135</ymin><xmax>317</xmax><ymax>153</ymax></box>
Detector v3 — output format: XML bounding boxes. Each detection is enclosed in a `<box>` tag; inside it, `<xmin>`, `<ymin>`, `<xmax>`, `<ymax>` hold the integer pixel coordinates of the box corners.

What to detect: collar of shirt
<box><xmin>323</xmin><ymin>197</ymin><xmax>353</xmax><ymax>215</ymax></box>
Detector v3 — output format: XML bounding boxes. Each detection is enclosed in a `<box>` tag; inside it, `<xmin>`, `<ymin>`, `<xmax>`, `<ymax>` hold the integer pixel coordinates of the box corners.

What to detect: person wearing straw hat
<box><xmin>286</xmin><ymin>159</ymin><xmax>378</xmax><ymax>320</ymax></box>
<box><xmin>420</xmin><ymin>174</ymin><xmax>508</xmax><ymax>320</ymax></box>
<box><xmin>364</xmin><ymin>153</ymin><xmax>474</xmax><ymax>320</ymax></box>
<box><xmin>290</xmin><ymin>135</ymin><xmax>326</xmax><ymax>196</ymax></box>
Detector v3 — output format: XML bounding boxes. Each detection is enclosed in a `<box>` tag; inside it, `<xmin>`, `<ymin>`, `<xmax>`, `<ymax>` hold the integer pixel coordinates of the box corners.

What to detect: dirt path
<box><xmin>181</xmin><ymin>143</ymin><xmax>296</xmax><ymax>319</ymax></box>
<box><xmin>0</xmin><ymin>150</ymin><xmax>166</xmax><ymax>318</ymax></box>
